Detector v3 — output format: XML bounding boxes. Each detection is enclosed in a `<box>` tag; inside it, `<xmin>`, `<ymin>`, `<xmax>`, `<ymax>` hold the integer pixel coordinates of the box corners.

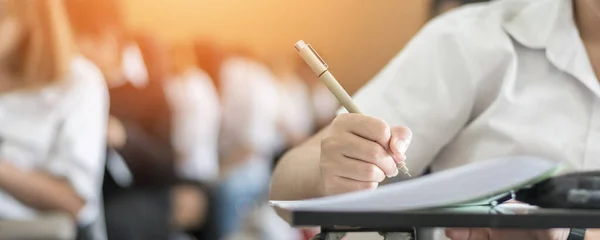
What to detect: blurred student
<box><xmin>108</xmin><ymin>33</ymin><xmax>219</xmax><ymax>240</ymax></box>
<box><xmin>166</xmin><ymin>43</ymin><xmax>221</xmax><ymax>182</ymax></box>
<box><xmin>272</xmin><ymin>0</ymin><xmax>600</xmax><ymax>239</ymax></box>
<box><xmin>0</xmin><ymin>0</ymin><xmax>108</xmax><ymax>239</ymax></box>
<box><xmin>266</xmin><ymin>55</ymin><xmax>314</xmax><ymax>173</ymax></box>
<box><xmin>195</xmin><ymin>42</ymin><xmax>279</xmax><ymax>238</ymax></box>
<box><xmin>269</xmin><ymin>55</ymin><xmax>314</xmax><ymax>152</ymax></box>
<box><xmin>65</xmin><ymin>1</ymin><xmax>220</xmax><ymax>239</ymax></box>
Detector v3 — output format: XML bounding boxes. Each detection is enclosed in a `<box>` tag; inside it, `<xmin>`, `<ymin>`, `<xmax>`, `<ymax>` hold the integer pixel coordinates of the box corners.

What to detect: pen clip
<box><xmin>307</xmin><ymin>44</ymin><xmax>328</xmax><ymax>69</ymax></box>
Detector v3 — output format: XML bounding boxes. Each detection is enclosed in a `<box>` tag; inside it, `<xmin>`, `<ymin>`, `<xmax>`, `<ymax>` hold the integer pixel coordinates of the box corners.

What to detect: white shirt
<box><xmin>219</xmin><ymin>57</ymin><xmax>280</xmax><ymax>161</ymax></box>
<box><xmin>347</xmin><ymin>1</ymin><xmax>597</xmax><ymax>238</ymax></box>
<box><xmin>121</xmin><ymin>45</ymin><xmax>149</xmax><ymax>88</ymax></box>
<box><xmin>164</xmin><ymin>69</ymin><xmax>221</xmax><ymax>182</ymax></box>
<box><xmin>0</xmin><ymin>56</ymin><xmax>109</xmax><ymax>225</ymax></box>
<box><xmin>275</xmin><ymin>74</ymin><xmax>314</xmax><ymax>152</ymax></box>
<box><xmin>347</xmin><ymin>0</ymin><xmax>599</xmax><ymax>178</ymax></box>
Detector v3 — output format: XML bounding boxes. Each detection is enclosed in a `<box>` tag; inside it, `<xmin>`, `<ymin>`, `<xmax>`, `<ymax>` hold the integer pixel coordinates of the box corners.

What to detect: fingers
<box><xmin>329</xmin><ymin>132</ymin><xmax>398</xmax><ymax>177</ymax></box>
<box><xmin>321</xmin><ymin>114</ymin><xmax>413</xmax><ymax>196</ymax></box>
<box><xmin>328</xmin><ymin>155</ymin><xmax>387</xmax><ymax>181</ymax></box>
<box><xmin>324</xmin><ymin>176</ymin><xmax>378</xmax><ymax>195</ymax></box>
<box><xmin>332</xmin><ymin>114</ymin><xmax>391</xmax><ymax>146</ymax></box>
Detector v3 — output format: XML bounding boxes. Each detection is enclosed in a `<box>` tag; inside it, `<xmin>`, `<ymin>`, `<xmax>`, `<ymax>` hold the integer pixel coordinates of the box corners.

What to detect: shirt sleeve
<box><xmin>341</xmin><ymin>18</ymin><xmax>478</xmax><ymax>177</ymax></box>
<box><xmin>44</xmin><ymin>57</ymin><xmax>109</xmax><ymax>225</ymax></box>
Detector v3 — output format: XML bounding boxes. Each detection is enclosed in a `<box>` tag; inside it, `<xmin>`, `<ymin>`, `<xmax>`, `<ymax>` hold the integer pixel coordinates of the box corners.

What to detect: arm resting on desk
<box><xmin>0</xmin><ymin>161</ymin><xmax>84</xmax><ymax>220</ymax></box>
<box><xmin>270</xmin><ymin>128</ymin><xmax>327</xmax><ymax>202</ymax></box>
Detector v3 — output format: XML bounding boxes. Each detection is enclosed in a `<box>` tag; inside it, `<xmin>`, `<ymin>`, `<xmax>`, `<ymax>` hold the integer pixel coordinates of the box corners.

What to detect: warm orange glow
<box><xmin>121</xmin><ymin>0</ymin><xmax>428</xmax><ymax>93</ymax></box>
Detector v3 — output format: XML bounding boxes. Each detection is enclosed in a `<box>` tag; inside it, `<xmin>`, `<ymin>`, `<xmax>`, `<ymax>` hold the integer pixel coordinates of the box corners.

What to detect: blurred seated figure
<box><xmin>106</xmin><ymin>34</ymin><xmax>218</xmax><ymax>240</ymax></box>
<box><xmin>166</xmin><ymin>42</ymin><xmax>221</xmax><ymax>183</ymax></box>
<box><xmin>269</xmin><ymin>54</ymin><xmax>314</xmax><ymax>154</ymax></box>
<box><xmin>65</xmin><ymin>0</ymin><xmax>220</xmax><ymax>239</ymax></box>
<box><xmin>0</xmin><ymin>0</ymin><xmax>108</xmax><ymax>239</ymax></box>
<box><xmin>195</xmin><ymin>42</ymin><xmax>279</xmax><ymax>239</ymax></box>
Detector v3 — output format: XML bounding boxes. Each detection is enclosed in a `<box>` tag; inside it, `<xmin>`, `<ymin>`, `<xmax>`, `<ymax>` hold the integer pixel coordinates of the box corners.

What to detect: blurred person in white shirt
<box><xmin>269</xmin><ymin>54</ymin><xmax>314</xmax><ymax>155</ymax></box>
<box><xmin>166</xmin><ymin>42</ymin><xmax>221</xmax><ymax>182</ymax></box>
<box><xmin>195</xmin><ymin>43</ymin><xmax>280</xmax><ymax>238</ymax></box>
<box><xmin>0</xmin><ymin>0</ymin><xmax>108</xmax><ymax>238</ymax></box>
<box><xmin>66</xmin><ymin>0</ymin><xmax>222</xmax><ymax>238</ymax></box>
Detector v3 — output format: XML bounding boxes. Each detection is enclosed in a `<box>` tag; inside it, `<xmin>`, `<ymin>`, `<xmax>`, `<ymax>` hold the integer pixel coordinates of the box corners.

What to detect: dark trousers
<box><xmin>103</xmin><ymin>166</ymin><xmax>221</xmax><ymax>240</ymax></box>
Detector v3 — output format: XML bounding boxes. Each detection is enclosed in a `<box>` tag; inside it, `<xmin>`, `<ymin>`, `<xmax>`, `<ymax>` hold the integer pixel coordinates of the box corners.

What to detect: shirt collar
<box><xmin>502</xmin><ymin>0</ymin><xmax>600</xmax><ymax>97</ymax></box>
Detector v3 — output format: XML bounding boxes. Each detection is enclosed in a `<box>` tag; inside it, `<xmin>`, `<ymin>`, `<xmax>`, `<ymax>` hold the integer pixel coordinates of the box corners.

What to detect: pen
<box><xmin>294</xmin><ymin>40</ymin><xmax>411</xmax><ymax>177</ymax></box>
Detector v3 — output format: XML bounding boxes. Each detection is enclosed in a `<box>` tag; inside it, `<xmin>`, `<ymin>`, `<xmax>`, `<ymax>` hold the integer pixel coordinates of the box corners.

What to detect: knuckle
<box><xmin>364</xmin><ymin>144</ymin><xmax>380</xmax><ymax>160</ymax></box>
<box><xmin>365</xmin><ymin>143</ymin><xmax>386</xmax><ymax>161</ymax></box>
<box><xmin>364</xmin><ymin>117</ymin><xmax>390</xmax><ymax>140</ymax></box>
<box><xmin>363</xmin><ymin>165</ymin><xmax>380</xmax><ymax>180</ymax></box>
<box><xmin>372</xmin><ymin>117</ymin><xmax>390</xmax><ymax>133</ymax></box>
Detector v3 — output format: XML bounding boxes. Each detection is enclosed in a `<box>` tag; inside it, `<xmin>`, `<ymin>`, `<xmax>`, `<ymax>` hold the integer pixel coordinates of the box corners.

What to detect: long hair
<box><xmin>4</xmin><ymin>0</ymin><xmax>74</xmax><ymax>90</ymax></box>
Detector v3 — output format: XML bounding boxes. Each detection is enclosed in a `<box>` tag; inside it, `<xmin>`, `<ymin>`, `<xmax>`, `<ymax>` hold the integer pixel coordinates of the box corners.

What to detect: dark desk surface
<box><xmin>290</xmin><ymin>205</ymin><xmax>600</xmax><ymax>229</ymax></box>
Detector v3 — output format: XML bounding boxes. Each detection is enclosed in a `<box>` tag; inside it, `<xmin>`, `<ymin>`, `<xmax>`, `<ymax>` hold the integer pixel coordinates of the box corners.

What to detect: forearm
<box><xmin>270</xmin><ymin>129</ymin><xmax>327</xmax><ymax>201</ymax></box>
<box><xmin>0</xmin><ymin>161</ymin><xmax>84</xmax><ymax>220</ymax></box>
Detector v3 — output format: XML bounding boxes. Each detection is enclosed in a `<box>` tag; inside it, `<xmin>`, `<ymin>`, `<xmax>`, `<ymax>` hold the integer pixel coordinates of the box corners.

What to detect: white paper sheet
<box><xmin>270</xmin><ymin>156</ymin><xmax>558</xmax><ymax>212</ymax></box>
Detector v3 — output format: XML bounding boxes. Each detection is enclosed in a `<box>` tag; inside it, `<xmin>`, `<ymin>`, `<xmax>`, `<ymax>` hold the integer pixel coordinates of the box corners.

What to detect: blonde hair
<box><xmin>5</xmin><ymin>0</ymin><xmax>74</xmax><ymax>90</ymax></box>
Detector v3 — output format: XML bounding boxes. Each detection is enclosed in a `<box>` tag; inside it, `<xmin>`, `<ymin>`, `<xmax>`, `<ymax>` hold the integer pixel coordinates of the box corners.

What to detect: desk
<box><xmin>0</xmin><ymin>213</ymin><xmax>75</xmax><ymax>240</ymax></box>
<box><xmin>288</xmin><ymin>205</ymin><xmax>600</xmax><ymax>240</ymax></box>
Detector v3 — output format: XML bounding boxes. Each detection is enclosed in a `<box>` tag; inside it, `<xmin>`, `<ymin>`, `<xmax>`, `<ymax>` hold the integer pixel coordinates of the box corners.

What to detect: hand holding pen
<box><xmin>294</xmin><ymin>40</ymin><xmax>412</xmax><ymax>196</ymax></box>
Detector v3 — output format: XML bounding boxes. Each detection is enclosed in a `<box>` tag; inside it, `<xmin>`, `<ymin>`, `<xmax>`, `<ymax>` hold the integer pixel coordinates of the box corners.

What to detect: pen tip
<box><xmin>294</xmin><ymin>40</ymin><xmax>307</xmax><ymax>51</ymax></box>
<box><xmin>398</xmin><ymin>165</ymin><xmax>411</xmax><ymax>177</ymax></box>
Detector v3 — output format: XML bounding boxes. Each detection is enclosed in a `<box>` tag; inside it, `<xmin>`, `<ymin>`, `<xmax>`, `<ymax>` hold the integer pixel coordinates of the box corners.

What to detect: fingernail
<box><xmin>395</xmin><ymin>140</ymin><xmax>408</xmax><ymax>154</ymax></box>
<box><xmin>445</xmin><ymin>229</ymin><xmax>469</xmax><ymax>240</ymax></box>
<box><xmin>388</xmin><ymin>168</ymin><xmax>399</xmax><ymax>178</ymax></box>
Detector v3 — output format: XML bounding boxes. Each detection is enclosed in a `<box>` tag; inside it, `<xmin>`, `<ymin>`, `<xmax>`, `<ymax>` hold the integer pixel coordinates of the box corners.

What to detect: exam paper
<box><xmin>270</xmin><ymin>156</ymin><xmax>558</xmax><ymax>212</ymax></box>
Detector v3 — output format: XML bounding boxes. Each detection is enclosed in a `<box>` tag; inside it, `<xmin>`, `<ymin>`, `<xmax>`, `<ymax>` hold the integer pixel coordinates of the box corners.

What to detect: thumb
<box><xmin>388</xmin><ymin>126</ymin><xmax>412</xmax><ymax>163</ymax></box>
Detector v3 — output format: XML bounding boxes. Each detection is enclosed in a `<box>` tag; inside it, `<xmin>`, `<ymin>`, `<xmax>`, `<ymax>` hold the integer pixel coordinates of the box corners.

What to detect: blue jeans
<box><xmin>216</xmin><ymin>159</ymin><xmax>271</xmax><ymax>237</ymax></box>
